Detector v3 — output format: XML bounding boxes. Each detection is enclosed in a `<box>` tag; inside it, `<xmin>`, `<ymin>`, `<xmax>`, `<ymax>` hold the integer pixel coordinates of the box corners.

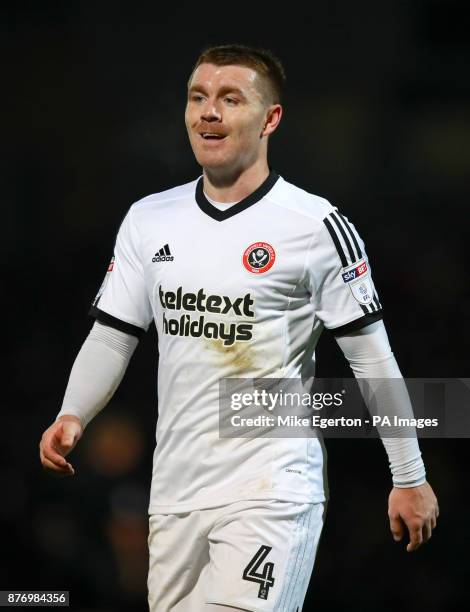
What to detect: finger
<box><xmin>41</xmin><ymin>455</ymin><xmax>74</xmax><ymax>475</ymax></box>
<box><xmin>41</xmin><ymin>430</ymin><xmax>64</xmax><ymax>455</ymax></box>
<box><xmin>422</xmin><ymin>520</ymin><xmax>433</xmax><ymax>542</ymax></box>
<box><xmin>42</xmin><ymin>445</ymin><xmax>75</xmax><ymax>474</ymax></box>
<box><xmin>431</xmin><ymin>514</ymin><xmax>437</xmax><ymax>530</ymax></box>
<box><xmin>41</xmin><ymin>455</ymin><xmax>64</xmax><ymax>472</ymax></box>
<box><xmin>407</xmin><ymin>526</ymin><xmax>423</xmax><ymax>552</ymax></box>
<box><xmin>389</xmin><ymin>516</ymin><xmax>404</xmax><ymax>542</ymax></box>
<box><xmin>42</xmin><ymin>446</ymin><xmax>68</xmax><ymax>468</ymax></box>
<box><xmin>40</xmin><ymin>448</ymin><xmax>66</xmax><ymax>470</ymax></box>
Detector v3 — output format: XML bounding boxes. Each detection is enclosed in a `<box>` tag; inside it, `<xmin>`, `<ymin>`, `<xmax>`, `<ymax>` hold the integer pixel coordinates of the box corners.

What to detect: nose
<box><xmin>200</xmin><ymin>99</ymin><xmax>222</xmax><ymax>122</ymax></box>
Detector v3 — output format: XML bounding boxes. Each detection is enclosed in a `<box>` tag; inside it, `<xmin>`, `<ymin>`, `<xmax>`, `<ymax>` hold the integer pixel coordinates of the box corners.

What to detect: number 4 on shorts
<box><xmin>242</xmin><ymin>545</ymin><xmax>276</xmax><ymax>600</ymax></box>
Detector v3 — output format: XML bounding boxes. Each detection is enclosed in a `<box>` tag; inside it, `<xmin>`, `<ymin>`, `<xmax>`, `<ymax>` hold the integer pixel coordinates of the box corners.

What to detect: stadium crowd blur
<box><xmin>3</xmin><ymin>2</ymin><xmax>468</xmax><ymax>611</ymax></box>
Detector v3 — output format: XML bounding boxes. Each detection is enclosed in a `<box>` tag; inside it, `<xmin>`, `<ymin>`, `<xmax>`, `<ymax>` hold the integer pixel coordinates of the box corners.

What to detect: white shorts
<box><xmin>148</xmin><ymin>499</ymin><xmax>325</xmax><ymax>612</ymax></box>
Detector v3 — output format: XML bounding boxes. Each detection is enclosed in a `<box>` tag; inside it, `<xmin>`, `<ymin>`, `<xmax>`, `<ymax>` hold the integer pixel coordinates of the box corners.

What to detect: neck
<box><xmin>203</xmin><ymin>159</ymin><xmax>270</xmax><ymax>203</ymax></box>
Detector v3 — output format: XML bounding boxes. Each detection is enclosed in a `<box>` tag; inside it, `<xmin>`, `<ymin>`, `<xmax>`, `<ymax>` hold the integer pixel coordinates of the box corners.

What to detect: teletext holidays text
<box><xmin>159</xmin><ymin>285</ymin><xmax>255</xmax><ymax>346</ymax></box>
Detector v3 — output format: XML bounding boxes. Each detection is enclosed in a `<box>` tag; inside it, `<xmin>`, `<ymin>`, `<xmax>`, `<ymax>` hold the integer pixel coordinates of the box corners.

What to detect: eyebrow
<box><xmin>188</xmin><ymin>85</ymin><xmax>247</xmax><ymax>100</ymax></box>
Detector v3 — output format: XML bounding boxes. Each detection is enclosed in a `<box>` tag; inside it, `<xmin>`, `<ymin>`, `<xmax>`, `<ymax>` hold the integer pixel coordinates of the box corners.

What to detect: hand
<box><xmin>39</xmin><ymin>415</ymin><xmax>83</xmax><ymax>476</ymax></box>
<box><xmin>388</xmin><ymin>482</ymin><xmax>439</xmax><ymax>552</ymax></box>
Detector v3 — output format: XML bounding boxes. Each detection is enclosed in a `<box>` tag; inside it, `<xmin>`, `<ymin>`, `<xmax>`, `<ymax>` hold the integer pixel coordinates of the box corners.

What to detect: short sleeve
<box><xmin>306</xmin><ymin>207</ymin><xmax>383</xmax><ymax>336</ymax></box>
<box><xmin>89</xmin><ymin>206</ymin><xmax>153</xmax><ymax>337</ymax></box>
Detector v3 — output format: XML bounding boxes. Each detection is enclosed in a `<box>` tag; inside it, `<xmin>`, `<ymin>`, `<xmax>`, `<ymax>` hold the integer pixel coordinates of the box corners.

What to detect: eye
<box><xmin>190</xmin><ymin>94</ymin><xmax>205</xmax><ymax>103</ymax></box>
<box><xmin>224</xmin><ymin>97</ymin><xmax>239</xmax><ymax>105</ymax></box>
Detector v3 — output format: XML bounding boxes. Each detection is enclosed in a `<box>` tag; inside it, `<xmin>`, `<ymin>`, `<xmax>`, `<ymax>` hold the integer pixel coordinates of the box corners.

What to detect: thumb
<box><xmin>60</xmin><ymin>422</ymin><xmax>80</xmax><ymax>448</ymax></box>
<box><xmin>389</xmin><ymin>515</ymin><xmax>404</xmax><ymax>542</ymax></box>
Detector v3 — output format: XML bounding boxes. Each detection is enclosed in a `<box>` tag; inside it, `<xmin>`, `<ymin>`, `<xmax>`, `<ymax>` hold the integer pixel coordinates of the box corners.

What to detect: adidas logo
<box><xmin>152</xmin><ymin>244</ymin><xmax>174</xmax><ymax>263</ymax></box>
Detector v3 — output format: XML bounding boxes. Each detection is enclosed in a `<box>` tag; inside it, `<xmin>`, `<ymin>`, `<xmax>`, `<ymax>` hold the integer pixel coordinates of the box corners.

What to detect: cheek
<box><xmin>185</xmin><ymin>107</ymin><xmax>197</xmax><ymax>130</ymax></box>
<box><xmin>233</xmin><ymin>116</ymin><xmax>264</xmax><ymax>143</ymax></box>
<box><xmin>238</xmin><ymin>122</ymin><xmax>263</xmax><ymax>145</ymax></box>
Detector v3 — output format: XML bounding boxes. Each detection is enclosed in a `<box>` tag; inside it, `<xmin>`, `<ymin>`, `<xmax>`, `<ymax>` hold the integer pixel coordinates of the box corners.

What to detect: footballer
<box><xmin>40</xmin><ymin>45</ymin><xmax>438</xmax><ymax>611</ymax></box>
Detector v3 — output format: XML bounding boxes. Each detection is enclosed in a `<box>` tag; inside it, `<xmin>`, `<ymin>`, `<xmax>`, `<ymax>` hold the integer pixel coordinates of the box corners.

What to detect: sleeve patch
<box><xmin>341</xmin><ymin>258</ymin><xmax>373</xmax><ymax>304</ymax></box>
<box><xmin>341</xmin><ymin>259</ymin><xmax>367</xmax><ymax>283</ymax></box>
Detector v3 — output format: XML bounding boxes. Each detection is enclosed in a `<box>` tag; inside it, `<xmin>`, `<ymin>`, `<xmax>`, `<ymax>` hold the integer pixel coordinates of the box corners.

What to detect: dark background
<box><xmin>2</xmin><ymin>1</ymin><xmax>469</xmax><ymax>610</ymax></box>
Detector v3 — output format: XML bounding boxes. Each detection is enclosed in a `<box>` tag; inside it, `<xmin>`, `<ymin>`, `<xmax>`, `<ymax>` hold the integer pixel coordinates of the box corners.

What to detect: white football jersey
<box><xmin>91</xmin><ymin>172</ymin><xmax>383</xmax><ymax>513</ymax></box>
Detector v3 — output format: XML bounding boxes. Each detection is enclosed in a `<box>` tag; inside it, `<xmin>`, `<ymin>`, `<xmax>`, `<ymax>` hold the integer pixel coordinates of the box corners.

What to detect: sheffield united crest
<box><xmin>243</xmin><ymin>242</ymin><xmax>276</xmax><ymax>274</ymax></box>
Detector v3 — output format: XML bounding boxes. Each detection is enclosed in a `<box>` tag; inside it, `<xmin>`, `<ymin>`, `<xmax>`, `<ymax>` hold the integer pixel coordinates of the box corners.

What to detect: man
<box><xmin>40</xmin><ymin>45</ymin><xmax>438</xmax><ymax>611</ymax></box>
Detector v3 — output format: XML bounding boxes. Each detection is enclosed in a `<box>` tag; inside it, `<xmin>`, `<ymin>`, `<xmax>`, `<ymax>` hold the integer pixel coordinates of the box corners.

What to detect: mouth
<box><xmin>199</xmin><ymin>132</ymin><xmax>226</xmax><ymax>141</ymax></box>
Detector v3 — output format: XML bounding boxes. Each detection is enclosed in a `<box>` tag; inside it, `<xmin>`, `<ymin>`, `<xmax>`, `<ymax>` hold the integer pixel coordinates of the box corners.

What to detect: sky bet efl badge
<box><xmin>243</xmin><ymin>242</ymin><xmax>276</xmax><ymax>274</ymax></box>
<box><xmin>341</xmin><ymin>258</ymin><xmax>373</xmax><ymax>304</ymax></box>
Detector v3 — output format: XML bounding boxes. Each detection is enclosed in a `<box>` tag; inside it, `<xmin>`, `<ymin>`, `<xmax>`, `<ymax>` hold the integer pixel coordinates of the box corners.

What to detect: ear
<box><xmin>261</xmin><ymin>104</ymin><xmax>283</xmax><ymax>138</ymax></box>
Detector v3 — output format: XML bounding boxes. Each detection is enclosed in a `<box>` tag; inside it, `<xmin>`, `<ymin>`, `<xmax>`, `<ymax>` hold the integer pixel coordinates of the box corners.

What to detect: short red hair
<box><xmin>189</xmin><ymin>44</ymin><xmax>286</xmax><ymax>105</ymax></box>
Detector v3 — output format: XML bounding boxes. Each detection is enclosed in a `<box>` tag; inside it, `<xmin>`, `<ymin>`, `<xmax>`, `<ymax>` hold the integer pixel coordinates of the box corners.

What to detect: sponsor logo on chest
<box><xmin>158</xmin><ymin>285</ymin><xmax>256</xmax><ymax>346</ymax></box>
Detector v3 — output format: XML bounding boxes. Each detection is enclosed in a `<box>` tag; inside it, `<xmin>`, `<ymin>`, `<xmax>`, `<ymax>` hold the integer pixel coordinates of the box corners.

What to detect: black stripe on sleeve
<box><xmin>330</xmin><ymin>310</ymin><xmax>384</xmax><ymax>336</ymax></box>
<box><xmin>89</xmin><ymin>306</ymin><xmax>146</xmax><ymax>339</ymax></box>
<box><xmin>337</xmin><ymin>211</ymin><xmax>363</xmax><ymax>260</ymax></box>
<box><xmin>373</xmin><ymin>294</ymin><xmax>381</xmax><ymax>310</ymax></box>
<box><xmin>323</xmin><ymin>217</ymin><xmax>348</xmax><ymax>267</ymax></box>
<box><xmin>330</xmin><ymin>212</ymin><xmax>357</xmax><ymax>264</ymax></box>
<box><xmin>323</xmin><ymin>213</ymin><xmax>378</xmax><ymax>318</ymax></box>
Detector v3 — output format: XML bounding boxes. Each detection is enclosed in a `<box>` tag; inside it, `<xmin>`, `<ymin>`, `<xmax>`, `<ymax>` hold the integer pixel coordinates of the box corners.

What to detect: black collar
<box><xmin>195</xmin><ymin>170</ymin><xmax>280</xmax><ymax>222</ymax></box>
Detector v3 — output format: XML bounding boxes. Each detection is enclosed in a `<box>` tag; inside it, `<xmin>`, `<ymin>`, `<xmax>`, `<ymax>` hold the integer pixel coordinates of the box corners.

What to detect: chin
<box><xmin>194</xmin><ymin>151</ymin><xmax>232</xmax><ymax>170</ymax></box>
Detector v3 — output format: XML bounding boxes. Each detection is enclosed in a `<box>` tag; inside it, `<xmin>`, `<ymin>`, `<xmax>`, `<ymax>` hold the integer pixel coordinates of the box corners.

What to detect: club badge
<box><xmin>243</xmin><ymin>242</ymin><xmax>276</xmax><ymax>274</ymax></box>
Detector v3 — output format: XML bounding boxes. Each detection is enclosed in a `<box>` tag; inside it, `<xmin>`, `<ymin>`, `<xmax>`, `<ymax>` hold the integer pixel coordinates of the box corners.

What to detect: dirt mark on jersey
<box><xmin>205</xmin><ymin>339</ymin><xmax>256</xmax><ymax>372</ymax></box>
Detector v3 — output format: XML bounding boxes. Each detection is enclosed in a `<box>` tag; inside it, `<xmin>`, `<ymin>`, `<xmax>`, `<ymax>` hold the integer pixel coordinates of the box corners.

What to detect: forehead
<box><xmin>189</xmin><ymin>62</ymin><xmax>261</xmax><ymax>94</ymax></box>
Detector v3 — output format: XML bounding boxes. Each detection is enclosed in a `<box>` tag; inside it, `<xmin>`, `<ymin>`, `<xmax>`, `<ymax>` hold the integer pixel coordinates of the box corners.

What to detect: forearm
<box><xmin>56</xmin><ymin>321</ymin><xmax>138</xmax><ymax>429</ymax></box>
<box><xmin>335</xmin><ymin>321</ymin><xmax>426</xmax><ymax>488</ymax></box>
